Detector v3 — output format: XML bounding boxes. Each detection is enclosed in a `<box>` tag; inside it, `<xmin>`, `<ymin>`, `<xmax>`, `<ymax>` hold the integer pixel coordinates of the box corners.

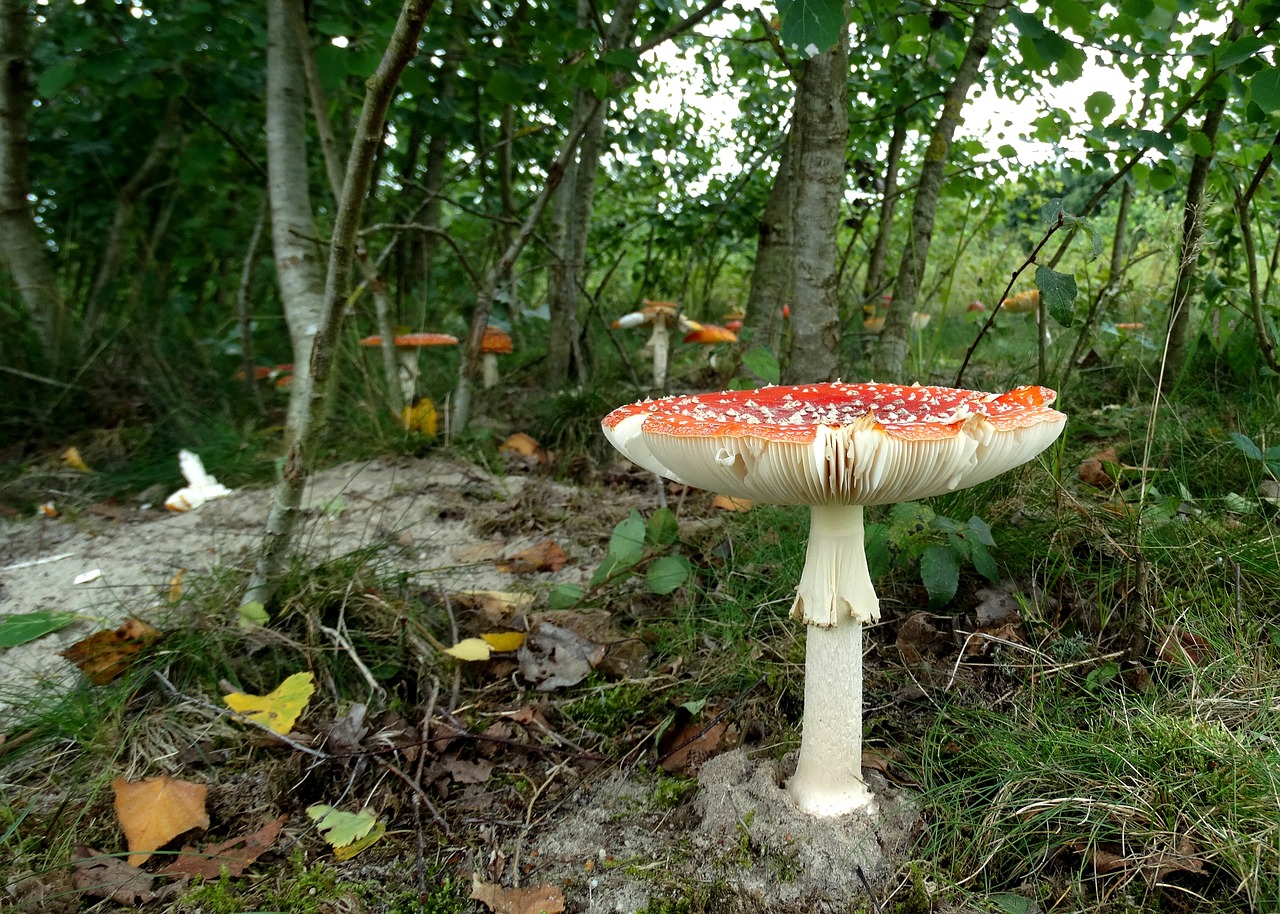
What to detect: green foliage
<box><xmin>866</xmin><ymin>503</ymin><xmax>999</xmax><ymax>607</ymax></box>
<box><xmin>553</xmin><ymin>509</ymin><xmax>693</xmax><ymax>609</ymax></box>
<box><xmin>776</xmin><ymin>0</ymin><xmax>846</xmax><ymax>56</ymax></box>
<box><xmin>1228</xmin><ymin>432</ymin><xmax>1280</xmax><ymax>479</ymax></box>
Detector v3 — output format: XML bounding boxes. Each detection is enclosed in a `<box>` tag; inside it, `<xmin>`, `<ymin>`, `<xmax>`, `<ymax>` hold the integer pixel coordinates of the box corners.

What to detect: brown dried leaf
<box><xmin>446</xmin><ymin>757</ymin><xmax>494</xmax><ymax>784</ymax></box>
<box><xmin>710</xmin><ymin>494</ymin><xmax>752</xmax><ymax>512</ymax></box>
<box><xmin>500</xmin><ymin>433</ymin><xmax>548</xmax><ymax>464</ymax></box>
<box><xmin>61</xmin><ymin>618</ymin><xmax>163</xmax><ymax>685</ymax></box>
<box><xmin>1155</xmin><ymin>625</ymin><xmax>1212</xmax><ymax>667</ymax></box>
<box><xmin>660</xmin><ymin>721</ymin><xmax>731</xmax><ymax>775</ymax></box>
<box><xmin>470</xmin><ymin>874</ymin><xmax>565</xmax><ymax>914</ymax></box>
<box><xmin>156</xmin><ymin>816</ymin><xmax>285</xmax><ymax>880</ymax></box>
<box><xmin>498</xmin><ymin>540</ymin><xmax>569</xmax><ymax>574</ymax></box>
<box><xmin>517</xmin><ymin>622</ymin><xmax>605</xmax><ymax>691</ymax></box>
<box><xmin>895</xmin><ymin>611</ymin><xmax>950</xmax><ymax>667</ymax></box>
<box><xmin>451</xmin><ymin>588</ymin><xmax>535</xmax><ymax>624</ymax></box>
<box><xmin>70</xmin><ymin>845</ymin><xmax>154</xmax><ymax>905</ymax></box>
<box><xmin>452</xmin><ymin>540</ymin><xmax>508</xmax><ymax>565</ymax></box>
<box><xmin>112</xmin><ymin>775</ymin><xmax>210</xmax><ymax>867</ymax></box>
<box><xmin>1077</xmin><ymin>447</ymin><xmax>1118</xmax><ymax>488</ymax></box>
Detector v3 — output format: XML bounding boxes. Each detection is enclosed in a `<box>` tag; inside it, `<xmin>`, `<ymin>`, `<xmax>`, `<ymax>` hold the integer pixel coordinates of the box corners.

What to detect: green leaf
<box><xmin>865</xmin><ymin>523</ymin><xmax>891</xmax><ymax>580</ymax></box>
<box><xmin>970</xmin><ymin>539</ymin><xmax>999</xmax><ymax>582</ymax></box>
<box><xmin>602</xmin><ymin>49</ymin><xmax>639</xmax><ymax>70</ymax></box>
<box><xmin>920</xmin><ymin>546</ymin><xmax>959</xmax><ymax>607</ymax></box>
<box><xmin>1148</xmin><ymin>162</ymin><xmax>1178</xmax><ymax>191</ymax></box>
<box><xmin>238</xmin><ymin>600</ymin><xmax>270</xmax><ymax>629</ymax></box>
<box><xmin>1040</xmin><ymin>198</ymin><xmax>1064</xmax><ymax>224</ymax></box>
<box><xmin>306</xmin><ymin>804</ymin><xmax>378</xmax><ymax>849</ymax></box>
<box><xmin>0</xmin><ymin>610</ymin><xmax>80</xmax><ymax>648</ymax></box>
<box><xmin>37</xmin><ymin>60</ymin><xmax>78</xmax><ymax>97</ymax></box>
<box><xmin>345</xmin><ymin>47</ymin><xmax>382</xmax><ymax>79</ymax></box>
<box><xmin>991</xmin><ymin>893</ymin><xmax>1035</xmax><ymax>914</ymax></box>
<box><xmin>997</xmin><ymin>143</ymin><xmax>1018</xmax><ymax>158</ymax></box>
<box><xmin>1229</xmin><ymin>432</ymin><xmax>1263</xmax><ymax>461</ymax></box>
<box><xmin>1188</xmin><ymin>130</ymin><xmax>1213</xmax><ymax>157</ymax></box>
<box><xmin>740</xmin><ymin>346</ymin><xmax>781</xmax><ymax>384</ymax></box>
<box><xmin>777</xmin><ymin>0</ymin><xmax>846</xmax><ymax>57</ymax></box>
<box><xmin>589</xmin><ymin>553</ymin><xmax>634</xmax><ymax>588</ymax></box>
<box><xmin>647</xmin><ymin>556</ymin><xmax>691</xmax><ymax>595</ymax></box>
<box><xmin>486</xmin><ymin>70</ymin><xmax>524</xmax><ymax>105</ymax></box>
<box><xmin>1049</xmin><ymin>0</ymin><xmax>1093</xmax><ymax>34</ymax></box>
<box><xmin>547</xmin><ymin>583</ymin><xmax>584</xmax><ymax>611</ymax></box>
<box><xmin>1083</xmin><ymin>91</ymin><xmax>1114</xmax><ymax>123</ymax></box>
<box><xmin>966</xmin><ymin>516</ymin><xmax>996</xmax><ymax>548</ymax></box>
<box><xmin>1035</xmin><ymin>264</ymin><xmax>1078</xmax><ymax>326</ymax></box>
<box><xmin>610</xmin><ymin>511</ymin><xmax>646</xmax><ymax>567</ymax></box>
<box><xmin>1219</xmin><ymin>36</ymin><xmax>1267</xmax><ymax>69</ymax></box>
<box><xmin>645</xmin><ymin>507</ymin><xmax>679</xmax><ymax>547</ymax></box>
<box><xmin>1250</xmin><ymin>68</ymin><xmax>1280</xmax><ymax>112</ymax></box>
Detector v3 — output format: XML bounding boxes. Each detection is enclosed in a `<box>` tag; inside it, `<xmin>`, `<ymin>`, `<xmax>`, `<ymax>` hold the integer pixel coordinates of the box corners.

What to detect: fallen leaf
<box><xmin>113</xmin><ymin>775</ymin><xmax>210</xmax><ymax>867</ymax></box>
<box><xmin>500</xmin><ymin>433</ymin><xmax>547</xmax><ymax>463</ymax></box>
<box><xmin>471</xmin><ymin>873</ymin><xmax>565</xmax><ymax>914</ymax></box>
<box><xmin>1155</xmin><ymin>625</ymin><xmax>1212</xmax><ymax>667</ymax></box>
<box><xmin>167</xmin><ymin>569</ymin><xmax>186</xmax><ymax>604</ymax></box>
<box><xmin>660</xmin><ymin>720</ymin><xmax>731</xmax><ymax>775</ymax></box>
<box><xmin>1077</xmin><ymin>447</ymin><xmax>1118</xmax><ymax>488</ymax></box>
<box><xmin>711</xmin><ymin>494</ymin><xmax>752</xmax><ymax>512</ymax></box>
<box><xmin>451</xmin><ymin>542</ymin><xmax>508</xmax><ymax>565</ymax></box>
<box><xmin>38</xmin><ymin>501</ymin><xmax>57</xmax><ymax>517</ymax></box>
<box><xmin>973</xmin><ymin>584</ymin><xmax>1022</xmax><ymax>625</ymax></box>
<box><xmin>157</xmin><ymin>816</ymin><xmax>285</xmax><ymax>880</ymax></box>
<box><xmin>70</xmin><ymin>845</ymin><xmax>155</xmax><ymax>904</ymax></box>
<box><xmin>62</xmin><ymin>446</ymin><xmax>92</xmax><ymax>473</ymax></box>
<box><xmin>481</xmin><ymin>631</ymin><xmax>526</xmax><ymax>652</ymax></box>
<box><xmin>451</xmin><ymin>589</ymin><xmax>535</xmax><ymax>624</ymax></box>
<box><xmin>444</xmin><ymin>637</ymin><xmax>495</xmax><ymax>661</ymax></box>
<box><xmin>517</xmin><ymin>622</ymin><xmax>605</xmax><ymax>691</ymax></box>
<box><xmin>441</xmin><ymin>756</ymin><xmax>494</xmax><ymax>784</ymax></box>
<box><xmin>238</xmin><ymin>600</ymin><xmax>270</xmax><ymax>629</ymax></box>
<box><xmin>61</xmin><ymin>618</ymin><xmax>164</xmax><ymax>685</ymax></box>
<box><xmin>498</xmin><ymin>540</ymin><xmax>569</xmax><ymax>574</ymax></box>
<box><xmin>223</xmin><ymin>671</ymin><xmax>315</xmax><ymax>735</ymax></box>
<box><xmin>307</xmin><ymin>805</ymin><xmax>384</xmax><ymax>858</ymax></box>
<box><xmin>0</xmin><ymin>610</ymin><xmax>80</xmax><ymax>648</ymax></box>
<box><xmin>894</xmin><ymin>611</ymin><xmax>950</xmax><ymax>667</ymax></box>
<box><xmin>401</xmin><ymin>398</ymin><xmax>438</xmax><ymax>436</ymax></box>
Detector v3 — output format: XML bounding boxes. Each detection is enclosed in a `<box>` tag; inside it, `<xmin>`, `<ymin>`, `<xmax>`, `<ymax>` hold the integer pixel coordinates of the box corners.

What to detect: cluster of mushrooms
<box><xmin>603</xmin><ymin>381</ymin><xmax>1066</xmax><ymax>816</ymax></box>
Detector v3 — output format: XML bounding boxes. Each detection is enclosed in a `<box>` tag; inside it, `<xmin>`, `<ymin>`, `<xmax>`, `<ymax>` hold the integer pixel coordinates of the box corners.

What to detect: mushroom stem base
<box><xmin>787</xmin><ymin>616</ymin><xmax>876</xmax><ymax>816</ymax></box>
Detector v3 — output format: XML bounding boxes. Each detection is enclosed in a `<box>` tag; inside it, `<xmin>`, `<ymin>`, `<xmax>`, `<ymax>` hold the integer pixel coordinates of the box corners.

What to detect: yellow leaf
<box><xmin>167</xmin><ymin>569</ymin><xmax>186</xmax><ymax>604</ymax></box>
<box><xmin>443</xmin><ymin>637</ymin><xmax>492</xmax><ymax>661</ymax></box>
<box><xmin>400</xmin><ymin>397</ymin><xmax>438</xmax><ymax>435</ymax></box>
<box><xmin>223</xmin><ymin>671</ymin><xmax>315</xmax><ymax>735</ymax></box>
<box><xmin>62</xmin><ymin>446</ymin><xmax>92</xmax><ymax>473</ymax></box>
<box><xmin>334</xmin><ymin>820</ymin><xmax>386</xmax><ymax>860</ymax></box>
<box><xmin>480</xmin><ymin>632</ymin><xmax>526</xmax><ymax>652</ymax></box>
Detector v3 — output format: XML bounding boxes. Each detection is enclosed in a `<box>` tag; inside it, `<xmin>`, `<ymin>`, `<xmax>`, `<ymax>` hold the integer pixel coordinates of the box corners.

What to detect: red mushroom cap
<box><xmin>360</xmin><ymin>332</ymin><xmax>459</xmax><ymax>348</ymax></box>
<box><xmin>481</xmin><ymin>326</ymin><xmax>513</xmax><ymax>354</ymax></box>
<box><xmin>683</xmin><ymin>324</ymin><xmax>738</xmax><ymax>344</ymax></box>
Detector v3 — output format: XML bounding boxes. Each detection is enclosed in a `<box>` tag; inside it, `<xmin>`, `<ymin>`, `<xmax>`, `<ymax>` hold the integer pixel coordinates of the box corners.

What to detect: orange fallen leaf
<box><xmin>1078</xmin><ymin>447</ymin><xmax>1118</xmax><ymax>488</ymax></box>
<box><xmin>62</xmin><ymin>446</ymin><xmax>93</xmax><ymax>473</ymax></box>
<box><xmin>167</xmin><ymin>569</ymin><xmax>186</xmax><ymax>604</ymax></box>
<box><xmin>470</xmin><ymin>873</ymin><xmax>565</xmax><ymax>914</ymax></box>
<box><xmin>711</xmin><ymin>494</ymin><xmax>752</xmax><ymax>512</ymax></box>
<box><xmin>500</xmin><ymin>433</ymin><xmax>547</xmax><ymax>464</ymax></box>
<box><xmin>112</xmin><ymin>775</ymin><xmax>210</xmax><ymax>868</ymax></box>
<box><xmin>61</xmin><ymin>618</ymin><xmax>164</xmax><ymax>685</ymax></box>
<box><xmin>157</xmin><ymin>816</ymin><xmax>285</xmax><ymax>880</ymax></box>
<box><xmin>660</xmin><ymin>720</ymin><xmax>731</xmax><ymax>775</ymax></box>
<box><xmin>497</xmin><ymin>540</ymin><xmax>569</xmax><ymax>574</ymax></box>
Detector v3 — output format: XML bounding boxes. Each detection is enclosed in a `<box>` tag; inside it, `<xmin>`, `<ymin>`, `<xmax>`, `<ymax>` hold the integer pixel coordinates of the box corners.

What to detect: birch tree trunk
<box><xmin>873</xmin><ymin>0</ymin><xmax>1004</xmax><ymax>381</ymax></box>
<box><xmin>245</xmin><ymin>0</ymin><xmax>436</xmax><ymax>609</ymax></box>
<box><xmin>782</xmin><ymin>34</ymin><xmax>849</xmax><ymax>384</ymax></box>
<box><xmin>741</xmin><ymin>122</ymin><xmax>795</xmax><ymax>359</ymax></box>
<box><xmin>0</xmin><ymin>0</ymin><xmax>72</xmax><ymax>360</ymax></box>
<box><xmin>862</xmin><ymin>111</ymin><xmax>907</xmax><ymax>303</ymax></box>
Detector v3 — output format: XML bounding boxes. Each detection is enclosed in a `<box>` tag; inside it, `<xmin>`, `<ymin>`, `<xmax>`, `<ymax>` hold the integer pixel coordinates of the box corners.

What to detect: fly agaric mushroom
<box><xmin>612</xmin><ymin>300</ymin><xmax>681</xmax><ymax>388</ymax></box>
<box><xmin>603</xmin><ymin>382</ymin><xmax>1066</xmax><ymax>816</ymax></box>
<box><xmin>359</xmin><ymin>332</ymin><xmax>458</xmax><ymax>405</ymax></box>
<box><xmin>480</xmin><ymin>326</ymin><xmax>513</xmax><ymax>389</ymax></box>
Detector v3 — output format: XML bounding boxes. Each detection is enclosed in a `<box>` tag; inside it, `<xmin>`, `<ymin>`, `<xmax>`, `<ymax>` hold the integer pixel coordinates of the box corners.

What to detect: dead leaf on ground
<box><xmin>1068</xmin><ymin>836</ymin><xmax>1205</xmax><ymax>884</ymax></box>
<box><xmin>517</xmin><ymin>622</ymin><xmax>605</xmax><ymax>691</ymax></box>
<box><xmin>1077</xmin><ymin>446</ymin><xmax>1118</xmax><ymax>488</ymax></box>
<box><xmin>711</xmin><ymin>494</ymin><xmax>752</xmax><ymax>512</ymax></box>
<box><xmin>452</xmin><ymin>540</ymin><xmax>508</xmax><ymax>565</ymax></box>
<box><xmin>112</xmin><ymin>775</ymin><xmax>210</xmax><ymax>868</ymax></box>
<box><xmin>500</xmin><ymin>433</ymin><xmax>548</xmax><ymax>464</ymax></box>
<box><xmin>498</xmin><ymin>540</ymin><xmax>569</xmax><ymax>574</ymax></box>
<box><xmin>167</xmin><ymin>569</ymin><xmax>186</xmax><ymax>604</ymax></box>
<box><xmin>660</xmin><ymin>720</ymin><xmax>734</xmax><ymax>775</ymax></box>
<box><xmin>895</xmin><ymin>611</ymin><xmax>951</xmax><ymax>667</ymax></box>
<box><xmin>1155</xmin><ymin>625</ymin><xmax>1212</xmax><ymax>667</ymax></box>
<box><xmin>157</xmin><ymin>816</ymin><xmax>285</xmax><ymax>880</ymax></box>
<box><xmin>470</xmin><ymin>873</ymin><xmax>565</xmax><ymax>914</ymax></box>
<box><xmin>61</xmin><ymin>618</ymin><xmax>164</xmax><ymax>685</ymax></box>
<box><xmin>70</xmin><ymin>845</ymin><xmax>155</xmax><ymax>905</ymax></box>
<box><xmin>62</xmin><ymin>446</ymin><xmax>92</xmax><ymax>473</ymax></box>
<box><xmin>452</xmin><ymin>589</ymin><xmax>536</xmax><ymax>625</ymax></box>
<box><xmin>223</xmin><ymin>671</ymin><xmax>316</xmax><ymax>735</ymax></box>
<box><xmin>973</xmin><ymin>583</ymin><xmax>1022</xmax><ymax>625</ymax></box>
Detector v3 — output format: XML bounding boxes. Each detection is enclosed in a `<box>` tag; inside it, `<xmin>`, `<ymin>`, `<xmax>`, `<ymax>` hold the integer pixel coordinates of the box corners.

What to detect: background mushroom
<box><xmin>480</xmin><ymin>326</ymin><xmax>513</xmax><ymax>389</ymax></box>
<box><xmin>359</xmin><ymin>332</ymin><xmax>458</xmax><ymax>405</ymax></box>
<box><xmin>603</xmin><ymin>382</ymin><xmax>1066</xmax><ymax>816</ymax></box>
<box><xmin>611</xmin><ymin>299</ymin><xmax>679</xmax><ymax>388</ymax></box>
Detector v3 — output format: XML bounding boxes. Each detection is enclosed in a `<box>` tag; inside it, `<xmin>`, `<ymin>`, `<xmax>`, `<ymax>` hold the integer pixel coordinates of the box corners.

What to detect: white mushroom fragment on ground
<box><xmin>611</xmin><ymin>300</ymin><xmax>681</xmax><ymax>388</ymax></box>
<box><xmin>602</xmin><ymin>382</ymin><xmax>1067</xmax><ymax>816</ymax></box>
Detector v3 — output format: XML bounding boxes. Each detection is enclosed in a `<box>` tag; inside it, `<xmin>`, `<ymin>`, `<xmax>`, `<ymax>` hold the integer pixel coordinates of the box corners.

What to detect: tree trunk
<box><xmin>1161</xmin><ymin>22</ymin><xmax>1240</xmax><ymax>389</ymax></box>
<box><xmin>0</xmin><ymin>0</ymin><xmax>72</xmax><ymax>360</ymax></box>
<box><xmin>782</xmin><ymin>34</ymin><xmax>849</xmax><ymax>385</ymax></box>
<box><xmin>742</xmin><ymin>122</ymin><xmax>795</xmax><ymax>359</ymax></box>
<box><xmin>862</xmin><ymin>111</ymin><xmax>907</xmax><ymax>303</ymax></box>
<box><xmin>873</xmin><ymin>0</ymin><xmax>1005</xmax><ymax>380</ymax></box>
<box><xmin>246</xmin><ymin>0</ymin><xmax>436</xmax><ymax>610</ymax></box>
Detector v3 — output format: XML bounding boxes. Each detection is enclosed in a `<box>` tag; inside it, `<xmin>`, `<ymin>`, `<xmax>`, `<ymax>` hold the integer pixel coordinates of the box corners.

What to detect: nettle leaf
<box><xmin>970</xmin><ymin>539</ymin><xmax>999</xmax><ymax>582</ymax></box>
<box><xmin>741</xmin><ymin>346</ymin><xmax>781</xmax><ymax>384</ymax></box>
<box><xmin>967</xmin><ymin>516</ymin><xmax>997</xmax><ymax>548</ymax></box>
<box><xmin>1229</xmin><ymin>432</ymin><xmax>1263</xmax><ymax>461</ymax></box>
<box><xmin>1035</xmin><ymin>264</ymin><xmax>1078</xmax><ymax>326</ymax></box>
<box><xmin>610</xmin><ymin>510</ymin><xmax>646</xmax><ymax>567</ymax></box>
<box><xmin>647</xmin><ymin>556</ymin><xmax>691</xmax><ymax>595</ymax></box>
<box><xmin>777</xmin><ymin>0</ymin><xmax>846</xmax><ymax>57</ymax></box>
<box><xmin>645</xmin><ymin>507</ymin><xmax>679</xmax><ymax>547</ymax></box>
<box><xmin>1250</xmin><ymin>68</ymin><xmax>1280</xmax><ymax>112</ymax></box>
<box><xmin>1040</xmin><ymin>198</ymin><xmax>1065</xmax><ymax>224</ymax></box>
<box><xmin>920</xmin><ymin>545</ymin><xmax>959</xmax><ymax>607</ymax></box>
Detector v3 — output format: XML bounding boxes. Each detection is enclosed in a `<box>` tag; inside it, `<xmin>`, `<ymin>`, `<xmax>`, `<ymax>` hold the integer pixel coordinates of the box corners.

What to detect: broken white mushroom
<box><xmin>165</xmin><ymin>450</ymin><xmax>232</xmax><ymax>512</ymax></box>
<box><xmin>603</xmin><ymin>382</ymin><xmax>1066</xmax><ymax>816</ymax></box>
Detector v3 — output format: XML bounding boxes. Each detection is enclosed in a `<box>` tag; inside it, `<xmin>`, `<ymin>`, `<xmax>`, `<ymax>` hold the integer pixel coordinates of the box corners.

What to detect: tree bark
<box><xmin>0</xmin><ymin>0</ymin><xmax>72</xmax><ymax>360</ymax></box>
<box><xmin>862</xmin><ymin>110</ymin><xmax>907</xmax><ymax>304</ymax></box>
<box><xmin>873</xmin><ymin>0</ymin><xmax>1005</xmax><ymax>380</ymax></box>
<box><xmin>1161</xmin><ymin>19</ymin><xmax>1241</xmax><ymax>390</ymax></box>
<box><xmin>237</xmin><ymin>199</ymin><xmax>270</xmax><ymax>413</ymax></box>
<box><xmin>782</xmin><ymin>33</ymin><xmax>849</xmax><ymax>384</ymax></box>
<box><xmin>741</xmin><ymin>123</ymin><xmax>795</xmax><ymax>359</ymax></box>
<box><xmin>245</xmin><ymin>0</ymin><xmax>436</xmax><ymax>609</ymax></box>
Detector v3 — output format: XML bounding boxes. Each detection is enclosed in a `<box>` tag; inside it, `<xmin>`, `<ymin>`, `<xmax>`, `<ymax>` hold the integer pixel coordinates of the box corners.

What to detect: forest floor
<box><xmin>0</xmin><ymin>452</ymin><xmax>939</xmax><ymax>914</ymax></box>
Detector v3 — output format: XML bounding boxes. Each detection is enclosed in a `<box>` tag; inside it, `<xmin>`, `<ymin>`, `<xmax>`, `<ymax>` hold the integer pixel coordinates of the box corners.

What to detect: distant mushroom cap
<box><xmin>683</xmin><ymin>324</ymin><xmax>738</xmax><ymax>344</ymax></box>
<box><xmin>603</xmin><ymin>382</ymin><xmax>1065</xmax><ymax>507</ymax></box>
<box><xmin>480</xmin><ymin>326</ymin><xmax>514</xmax><ymax>354</ymax></box>
<box><xmin>360</xmin><ymin>332</ymin><xmax>459</xmax><ymax>348</ymax></box>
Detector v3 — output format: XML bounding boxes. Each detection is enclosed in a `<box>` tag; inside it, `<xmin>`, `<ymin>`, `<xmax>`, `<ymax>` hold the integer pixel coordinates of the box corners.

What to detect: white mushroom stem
<box><xmin>787</xmin><ymin>503</ymin><xmax>879</xmax><ymax>816</ymax></box>
<box><xmin>648</xmin><ymin>317</ymin><xmax>670</xmax><ymax>388</ymax></box>
<box><xmin>482</xmin><ymin>353</ymin><xmax>499</xmax><ymax>389</ymax></box>
<box><xmin>397</xmin><ymin>351</ymin><xmax>420</xmax><ymax>405</ymax></box>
